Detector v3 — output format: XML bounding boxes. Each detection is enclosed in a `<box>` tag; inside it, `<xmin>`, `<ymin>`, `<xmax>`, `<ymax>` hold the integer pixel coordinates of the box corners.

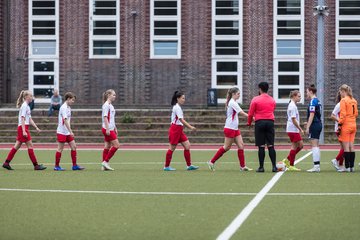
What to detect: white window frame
<box><xmin>211</xmin><ymin>0</ymin><xmax>243</xmax><ymax>104</ymax></box>
<box><xmin>336</xmin><ymin>0</ymin><xmax>360</xmax><ymax>59</ymax></box>
<box><xmin>273</xmin><ymin>0</ymin><xmax>304</xmax><ymax>103</ymax></box>
<box><xmin>28</xmin><ymin>0</ymin><xmax>59</xmax><ymax>103</ymax></box>
<box><xmin>150</xmin><ymin>0</ymin><xmax>181</xmax><ymax>59</ymax></box>
<box><xmin>89</xmin><ymin>0</ymin><xmax>120</xmax><ymax>59</ymax></box>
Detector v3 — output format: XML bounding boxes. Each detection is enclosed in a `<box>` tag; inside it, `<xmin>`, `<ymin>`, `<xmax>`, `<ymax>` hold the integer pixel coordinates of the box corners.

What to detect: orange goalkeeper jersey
<box><xmin>338</xmin><ymin>96</ymin><xmax>358</xmax><ymax>126</ymax></box>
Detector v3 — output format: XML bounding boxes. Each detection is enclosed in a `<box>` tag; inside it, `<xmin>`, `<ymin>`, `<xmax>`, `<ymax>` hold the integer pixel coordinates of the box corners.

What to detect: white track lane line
<box><xmin>216</xmin><ymin>151</ymin><xmax>313</xmax><ymax>240</ymax></box>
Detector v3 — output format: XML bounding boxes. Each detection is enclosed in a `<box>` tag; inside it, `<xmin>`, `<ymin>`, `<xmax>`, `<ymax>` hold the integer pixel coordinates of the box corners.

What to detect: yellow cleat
<box><xmin>282</xmin><ymin>158</ymin><xmax>290</xmax><ymax>168</ymax></box>
<box><xmin>288</xmin><ymin>166</ymin><xmax>301</xmax><ymax>171</ymax></box>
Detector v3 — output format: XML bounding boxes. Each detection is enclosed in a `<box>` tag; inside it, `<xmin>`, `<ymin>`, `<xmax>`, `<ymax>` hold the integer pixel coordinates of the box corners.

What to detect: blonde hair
<box><xmin>16</xmin><ymin>90</ymin><xmax>32</xmax><ymax>108</ymax></box>
<box><xmin>103</xmin><ymin>89</ymin><xmax>115</xmax><ymax>103</ymax></box>
<box><xmin>225</xmin><ymin>87</ymin><xmax>240</xmax><ymax>110</ymax></box>
<box><xmin>289</xmin><ymin>90</ymin><xmax>300</xmax><ymax>99</ymax></box>
<box><xmin>339</xmin><ymin>84</ymin><xmax>353</xmax><ymax>98</ymax></box>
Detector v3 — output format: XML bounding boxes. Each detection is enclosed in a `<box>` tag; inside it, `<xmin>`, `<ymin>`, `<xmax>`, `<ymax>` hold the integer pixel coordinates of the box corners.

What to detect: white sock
<box><xmin>312</xmin><ymin>147</ymin><xmax>320</xmax><ymax>165</ymax></box>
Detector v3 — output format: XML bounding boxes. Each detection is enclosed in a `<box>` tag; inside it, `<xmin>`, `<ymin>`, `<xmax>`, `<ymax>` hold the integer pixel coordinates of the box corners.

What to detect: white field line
<box><xmin>216</xmin><ymin>151</ymin><xmax>313</xmax><ymax>240</ymax></box>
<box><xmin>0</xmin><ymin>188</ymin><xmax>359</xmax><ymax>197</ymax></box>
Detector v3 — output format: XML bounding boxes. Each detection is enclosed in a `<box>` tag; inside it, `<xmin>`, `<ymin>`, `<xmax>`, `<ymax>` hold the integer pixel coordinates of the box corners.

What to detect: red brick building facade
<box><xmin>0</xmin><ymin>0</ymin><xmax>359</xmax><ymax>106</ymax></box>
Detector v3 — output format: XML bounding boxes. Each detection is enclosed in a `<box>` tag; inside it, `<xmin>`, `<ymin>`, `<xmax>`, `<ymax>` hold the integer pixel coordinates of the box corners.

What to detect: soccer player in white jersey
<box><xmin>164</xmin><ymin>91</ymin><xmax>199</xmax><ymax>171</ymax></box>
<box><xmin>207</xmin><ymin>87</ymin><xmax>252</xmax><ymax>171</ymax></box>
<box><xmin>54</xmin><ymin>92</ymin><xmax>84</xmax><ymax>171</ymax></box>
<box><xmin>101</xmin><ymin>89</ymin><xmax>120</xmax><ymax>171</ymax></box>
<box><xmin>282</xmin><ymin>90</ymin><xmax>304</xmax><ymax>171</ymax></box>
<box><xmin>330</xmin><ymin>91</ymin><xmax>345</xmax><ymax>171</ymax></box>
<box><xmin>2</xmin><ymin>90</ymin><xmax>46</xmax><ymax>170</ymax></box>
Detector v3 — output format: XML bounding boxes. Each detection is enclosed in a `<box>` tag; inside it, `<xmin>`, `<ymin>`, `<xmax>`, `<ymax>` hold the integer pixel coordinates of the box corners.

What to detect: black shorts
<box><xmin>255</xmin><ymin>120</ymin><xmax>275</xmax><ymax>146</ymax></box>
<box><xmin>309</xmin><ymin>122</ymin><xmax>322</xmax><ymax>140</ymax></box>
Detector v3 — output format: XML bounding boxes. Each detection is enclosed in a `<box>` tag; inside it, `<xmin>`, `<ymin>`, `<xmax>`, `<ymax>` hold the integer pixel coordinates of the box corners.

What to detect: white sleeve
<box><xmin>175</xmin><ymin>105</ymin><xmax>184</xmax><ymax>119</ymax></box>
<box><xmin>60</xmin><ymin>107</ymin><xmax>68</xmax><ymax>119</ymax></box>
<box><xmin>20</xmin><ymin>105</ymin><xmax>27</xmax><ymax>118</ymax></box>
<box><xmin>230</xmin><ymin>101</ymin><xmax>242</xmax><ymax>113</ymax></box>
<box><xmin>332</xmin><ymin>103</ymin><xmax>340</xmax><ymax>116</ymax></box>
<box><xmin>289</xmin><ymin>105</ymin><xmax>297</xmax><ymax>118</ymax></box>
<box><xmin>103</xmin><ymin>104</ymin><xmax>109</xmax><ymax>117</ymax></box>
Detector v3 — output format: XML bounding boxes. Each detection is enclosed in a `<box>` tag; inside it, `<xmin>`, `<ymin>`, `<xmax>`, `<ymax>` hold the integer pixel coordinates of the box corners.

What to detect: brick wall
<box><xmin>0</xmin><ymin>0</ymin><xmax>4</xmax><ymax>102</ymax></box>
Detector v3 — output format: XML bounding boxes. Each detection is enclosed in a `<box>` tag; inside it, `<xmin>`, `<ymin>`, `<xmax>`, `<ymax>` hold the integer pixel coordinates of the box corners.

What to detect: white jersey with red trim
<box><xmin>18</xmin><ymin>102</ymin><xmax>31</xmax><ymax>126</ymax></box>
<box><xmin>57</xmin><ymin>102</ymin><xmax>71</xmax><ymax>135</ymax></box>
<box><xmin>286</xmin><ymin>100</ymin><xmax>300</xmax><ymax>133</ymax></box>
<box><xmin>224</xmin><ymin>99</ymin><xmax>243</xmax><ymax>130</ymax></box>
<box><xmin>102</xmin><ymin>101</ymin><xmax>116</xmax><ymax>130</ymax></box>
<box><xmin>171</xmin><ymin>103</ymin><xmax>184</xmax><ymax>126</ymax></box>
<box><xmin>332</xmin><ymin>102</ymin><xmax>340</xmax><ymax>132</ymax></box>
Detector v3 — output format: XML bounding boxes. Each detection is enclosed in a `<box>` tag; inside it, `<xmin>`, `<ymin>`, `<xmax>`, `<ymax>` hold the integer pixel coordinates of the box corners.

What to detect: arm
<box><xmin>103</xmin><ymin>116</ymin><xmax>110</xmax><ymax>135</ymax></box>
<box><xmin>247</xmin><ymin>101</ymin><xmax>255</xmax><ymax>126</ymax></box>
<box><xmin>330</xmin><ymin>113</ymin><xmax>338</xmax><ymax>122</ymax></box>
<box><xmin>63</xmin><ymin>118</ymin><xmax>74</xmax><ymax>137</ymax></box>
<box><xmin>239</xmin><ymin>111</ymin><xmax>248</xmax><ymax>118</ymax></box>
<box><xmin>180</xmin><ymin>118</ymin><xmax>196</xmax><ymax>132</ymax></box>
<box><xmin>29</xmin><ymin>118</ymin><xmax>41</xmax><ymax>133</ymax></box>
<box><xmin>306</xmin><ymin>112</ymin><xmax>315</xmax><ymax>134</ymax></box>
<box><xmin>292</xmin><ymin>117</ymin><xmax>304</xmax><ymax>134</ymax></box>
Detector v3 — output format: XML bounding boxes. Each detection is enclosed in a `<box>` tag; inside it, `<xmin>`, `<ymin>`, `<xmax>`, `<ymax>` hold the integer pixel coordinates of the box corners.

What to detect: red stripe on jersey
<box><xmin>232</xmin><ymin>109</ymin><xmax>236</xmax><ymax>121</ymax></box>
<box><xmin>174</xmin><ymin>115</ymin><xmax>178</xmax><ymax>124</ymax></box>
<box><xmin>107</xmin><ymin>109</ymin><xmax>110</xmax><ymax>123</ymax></box>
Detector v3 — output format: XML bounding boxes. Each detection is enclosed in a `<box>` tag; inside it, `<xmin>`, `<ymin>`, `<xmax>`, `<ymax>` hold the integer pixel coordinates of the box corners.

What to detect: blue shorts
<box><xmin>309</xmin><ymin>122</ymin><xmax>322</xmax><ymax>140</ymax></box>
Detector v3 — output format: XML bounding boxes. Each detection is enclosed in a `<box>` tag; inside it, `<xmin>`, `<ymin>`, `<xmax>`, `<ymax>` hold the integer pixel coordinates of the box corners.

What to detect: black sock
<box><xmin>258</xmin><ymin>147</ymin><xmax>265</xmax><ymax>168</ymax></box>
<box><xmin>344</xmin><ymin>152</ymin><xmax>350</xmax><ymax>169</ymax></box>
<box><xmin>350</xmin><ymin>152</ymin><xmax>355</xmax><ymax>168</ymax></box>
<box><xmin>268</xmin><ymin>146</ymin><xmax>276</xmax><ymax>167</ymax></box>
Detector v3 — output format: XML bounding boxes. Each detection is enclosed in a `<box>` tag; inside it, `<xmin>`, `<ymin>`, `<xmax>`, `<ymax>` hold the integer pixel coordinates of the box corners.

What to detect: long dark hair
<box><xmin>171</xmin><ymin>91</ymin><xmax>184</xmax><ymax>106</ymax></box>
<box><xmin>335</xmin><ymin>91</ymin><xmax>341</xmax><ymax>103</ymax></box>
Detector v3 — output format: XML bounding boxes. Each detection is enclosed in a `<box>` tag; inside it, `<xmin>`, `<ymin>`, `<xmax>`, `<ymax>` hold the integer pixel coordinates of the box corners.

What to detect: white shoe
<box><xmin>101</xmin><ymin>161</ymin><xmax>114</xmax><ymax>171</ymax></box>
<box><xmin>307</xmin><ymin>166</ymin><xmax>320</xmax><ymax>173</ymax></box>
<box><xmin>207</xmin><ymin>161</ymin><xmax>215</xmax><ymax>171</ymax></box>
<box><xmin>331</xmin><ymin>159</ymin><xmax>339</xmax><ymax>171</ymax></box>
<box><xmin>337</xmin><ymin>166</ymin><xmax>346</xmax><ymax>172</ymax></box>
<box><xmin>240</xmin><ymin>166</ymin><xmax>253</xmax><ymax>171</ymax></box>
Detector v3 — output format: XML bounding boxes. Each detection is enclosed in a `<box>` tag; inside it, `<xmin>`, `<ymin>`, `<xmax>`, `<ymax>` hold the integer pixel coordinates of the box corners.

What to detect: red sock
<box><xmin>71</xmin><ymin>150</ymin><xmax>77</xmax><ymax>166</ymax></box>
<box><xmin>165</xmin><ymin>149</ymin><xmax>173</xmax><ymax>167</ymax></box>
<box><xmin>295</xmin><ymin>147</ymin><xmax>302</xmax><ymax>154</ymax></box>
<box><xmin>211</xmin><ymin>147</ymin><xmax>226</xmax><ymax>164</ymax></box>
<box><xmin>336</xmin><ymin>149</ymin><xmax>345</xmax><ymax>166</ymax></box>
<box><xmin>102</xmin><ymin>149</ymin><xmax>109</xmax><ymax>162</ymax></box>
<box><xmin>237</xmin><ymin>149</ymin><xmax>245</xmax><ymax>168</ymax></box>
<box><xmin>27</xmin><ymin>148</ymin><xmax>38</xmax><ymax>166</ymax></box>
<box><xmin>55</xmin><ymin>151</ymin><xmax>62</xmax><ymax>167</ymax></box>
<box><xmin>184</xmin><ymin>149</ymin><xmax>191</xmax><ymax>166</ymax></box>
<box><xmin>105</xmin><ymin>147</ymin><xmax>118</xmax><ymax>162</ymax></box>
<box><xmin>5</xmin><ymin>148</ymin><xmax>18</xmax><ymax>162</ymax></box>
<box><xmin>289</xmin><ymin>150</ymin><xmax>296</xmax><ymax>166</ymax></box>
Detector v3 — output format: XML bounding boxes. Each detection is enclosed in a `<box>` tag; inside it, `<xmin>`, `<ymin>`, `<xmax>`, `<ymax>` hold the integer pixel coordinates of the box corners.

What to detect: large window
<box><xmin>29</xmin><ymin>0</ymin><xmax>59</xmax><ymax>102</ymax></box>
<box><xmin>89</xmin><ymin>0</ymin><xmax>120</xmax><ymax>58</ymax></box>
<box><xmin>212</xmin><ymin>0</ymin><xmax>243</xmax><ymax>103</ymax></box>
<box><xmin>273</xmin><ymin>0</ymin><xmax>304</xmax><ymax>103</ymax></box>
<box><xmin>150</xmin><ymin>0</ymin><xmax>181</xmax><ymax>58</ymax></box>
<box><xmin>336</xmin><ymin>0</ymin><xmax>360</xmax><ymax>58</ymax></box>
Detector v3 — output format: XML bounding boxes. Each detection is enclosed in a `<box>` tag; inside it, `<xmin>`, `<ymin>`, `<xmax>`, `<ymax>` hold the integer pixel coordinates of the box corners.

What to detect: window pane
<box><xmin>278</xmin><ymin>75</ymin><xmax>299</xmax><ymax>85</ymax></box>
<box><xmin>216</xmin><ymin>21</ymin><xmax>239</xmax><ymax>35</ymax></box>
<box><xmin>339</xmin><ymin>41</ymin><xmax>360</xmax><ymax>55</ymax></box>
<box><xmin>217</xmin><ymin>75</ymin><xmax>237</xmax><ymax>85</ymax></box>
<box><xmin>277</xmin><ymin>40</ymin><xmax>301</xmax><ymax>55</ymax></box>
<box><xmin>215</xmin><ymin>41</ymin><xmax>239</xmax><ymax>55</ymax></box>
<box><xmin>93</xmin><ymin>41</ymin><xmax>116</xmax><ymax>55</ymax></box>
<box><xmin>277</xmin><ymin>0</ymin><xmax>301</xmax><ymax>15</ymax></box>
<box><xmin>93</xmin><ymin>21</ymin><xmax>116</xmax><ymax>35</ymax></box>
<box><xmin>216</xmin><ymin>0</ymin><xmax>239</xmax><ymax>15</ymax></box>
<box><xmin>277</xmin><ymin>20</ymin><xmax>301</xmax><ymax>35</ymax></box>
<box><xmin>32</xmin><ymin>21</ymin><xmax>55</xmax><ymax>35</ymax></box>
<box><xmin>154</xmin><ymin>21</ymin><xmax>177</xmax><ymax>35</ymax></box>
<box><xmin>278</xmin><ymin>62</ymin><xmax>299</xmax><ymax>72</ymax></box>
<box><xmin>32</xmin><ymin>1</ymin><xmax>55</xmax><ymax>15</ymax></box>
<box><xmin>339</xmin><ymin>21</ymin><xmax>360</xmax><ymax>35</ymax></box>
<box><xmin>34</xmin><ymin>88</ymin><xmax>53</xmax><ymax>98</ymax></box>
<box><xmin>154</xmin><ymin>41</ymin><xmax>178</xmax><ymax>55</ymax></box>
<box><xmin>217</xmin><ymin>62</ymin><xmax>237</xmax><ymax>72</ymax></box>
<box><xmin>154</xmin><ymin>1</ymin><xmax>177</xmax><ymax>15</ymax></box>
<box><xmin>278</xmin><ymin>89</ymin><xmax>298</xmax><ymax>99</ymax></box>
<box><xmin>217</xmin><ymin>89</ymin><xmax>231</xmax><ymax>99</ymax></box>
<box><xmin>94</xmin><ymin>0</ymin><xmax>116</xmax><ymax>15</ymax></box>
<box><xmin>34</xmin><ymin>62</ymin><xmax>54</xmax><ymax>72</ymax></box>
<box><xmin>340</xmin><ymin>0</ymin><xmax>360</xmax><ymax>15</ymax></box>
<box><xmin>32</xmin><ymin>40</ymin><xmax>56</xmax><ymax>55</ymax></box>
<box><xmin>33</xmin><ymin>75</ymin><xmax>54</xmax><ymax>85</ymax></box>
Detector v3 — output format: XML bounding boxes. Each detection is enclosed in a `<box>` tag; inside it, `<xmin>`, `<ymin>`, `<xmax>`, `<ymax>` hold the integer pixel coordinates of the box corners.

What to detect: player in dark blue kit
<box><xmin>305</xmin><ymin>84</ymin><xmax>322</xmax><ymax>172</ymax></box>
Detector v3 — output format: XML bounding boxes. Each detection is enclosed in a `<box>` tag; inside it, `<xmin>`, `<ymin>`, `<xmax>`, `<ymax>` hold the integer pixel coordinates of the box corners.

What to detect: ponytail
<box><xmin>103</xmin><ymin>89</ymin><xmax>115</xmax><ymax>103</ymax></box>
<box><xmin>339</xmin><ymin>84</ymin><xmax>353</xmax><ymax>99</ymax></box>
<box><xmin>16</xmin><ymin>90</ymin><xmax>31</xmax><ymax>108</ymax></box>
<box><xmin>307</xmin><ymin>84</ymin><xmax>317</xmax><ymax>94</ymax></box>
<box><xmin>225</xmin><ymin>87</ymin><xmax>240</xmax><ymax>110</ymax></box>
<box><xmin>335</xmin><ymin>91</ymin><xmax>341</xmax><ymax>103</ymax></box>
<box><xmin>171</xmin><ymin>91</ymin><xmax>184</xmax><ymax>106</ymax></box>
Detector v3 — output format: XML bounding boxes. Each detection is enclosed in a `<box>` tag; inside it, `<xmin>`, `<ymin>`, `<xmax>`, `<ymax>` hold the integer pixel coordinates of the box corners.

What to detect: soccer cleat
<box><xmin>306</xmin><ymin>166</ymin><xmax>320</xmax><ymax>173</ymax></box>
<box><xmin>2</xmin><ymin>163</ymin><xmax>14</xmax><ymax>170</ymax></box>
<box><xmin>163</xmin><ymin>166</ymin><xmax>176</xmax><ymax>171</ymax></box>
<box><xmin>288</xmin><ymin>166</ymin><xmax>301</xmax><ymax>171</ymax></box>
<box><xmin>282</xmin><ymin>158</ymin><xmax>290</xmax><ymax>168</ymax></box>
<box><xmin>72</xmin><ymin>165</ymin><xmax>85</xmax><ymax>171</ymax></box>
<box><xmin>256</xmin><ymin>167</ymin><xmax>265</xmax><ymax>173</ymax></box>
<box><xmin>187</xmin><ymin>165</ymin><xmax>199</xmax><ymax>171</ymax></box>
<box><xmin>207</xmin><ymin>161</ymin><xmax>215</xmax><ymax>171</ymax></box>
<box><xmin>101</xmin><ymin>161</ymin><xmax>114</xmax><ymax>171</ymax></box>
<box><xmin>331</xmin><ymin>159</ymin><xmax>340</xmax><ymax>171</ymax></box>
<box><xmin>34</xmin><ymin>164</ymin><xmax>47</xmax><ymax>170</ymax></box>
<box><xmin>272</xmin><ymin>166</ymin><xmax>278</xmax><ymax>172</ymax></box>
<box><xmin>240</xmin><ymin>166</ymin><xmax>253</xmax><ymax>171</ymax></box>
<box><xmin>54</xmin><ymin>166</ymin><xmax>65</xmax><ymax>171</ymax></box>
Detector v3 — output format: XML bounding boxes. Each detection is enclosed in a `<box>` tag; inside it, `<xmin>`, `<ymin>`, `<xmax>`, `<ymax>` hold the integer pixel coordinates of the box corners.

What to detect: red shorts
<box><xmin>102</xmin><ymin>128</ymin><xmax>118</xmax><ymax>142</ymax></box>
<box><xmin>16</xmin><ymin>125</ymin><xmax>32</xmax><ymax>143</ymax></box>
<box><xmin>287</xmin><ymin>132</ymin><xmax>302</xmax><ymax>143</ymax></box>
<box><xmin>224</xmin><ymin>128</ymin><xmax>241</xmax><ymax>138</ymax></box>
<box><xmin>57</xmin><ymin>134</ymin><xmax>75</xmax><ymax>143</ymax></box>
<box><xmin>168</xmin><ymin>124</ymin><xmax>188</xmax><ymax>145</ymax></box>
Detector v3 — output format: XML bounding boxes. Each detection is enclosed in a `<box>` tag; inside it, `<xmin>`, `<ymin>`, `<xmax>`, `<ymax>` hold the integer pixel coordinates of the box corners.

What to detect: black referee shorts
<box><xmin>255</xmin><ymin>120</ymin><xmax>275</xmax><ymax>146</ymax></box>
